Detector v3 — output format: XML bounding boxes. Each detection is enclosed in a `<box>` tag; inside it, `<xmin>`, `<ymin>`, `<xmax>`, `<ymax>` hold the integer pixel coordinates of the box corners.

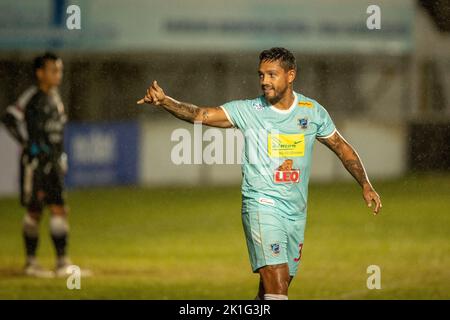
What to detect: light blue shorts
<box><xmin>242</xmin><ymin>209</ymin><xmax>306</xmax><ymax>277</ymax></box>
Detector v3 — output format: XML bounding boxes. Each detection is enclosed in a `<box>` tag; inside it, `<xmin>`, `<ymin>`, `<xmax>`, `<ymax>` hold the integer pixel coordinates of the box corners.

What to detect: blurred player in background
<box><xmin>137</xmin><ymin>47</ymin><xmax>382</xmax><ymax>300</ymax></box>
<box><xmin>1</xmin><ymin>52</ymin><xmax>74</xmax><ymax>278</ymax></box>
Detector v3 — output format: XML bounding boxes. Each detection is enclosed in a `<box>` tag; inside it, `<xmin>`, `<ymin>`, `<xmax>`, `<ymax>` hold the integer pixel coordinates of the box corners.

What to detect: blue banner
<box><xmin>64</xmin><ymin>121</ymin><xmax>139</xmax><ymax>187</ymax></box>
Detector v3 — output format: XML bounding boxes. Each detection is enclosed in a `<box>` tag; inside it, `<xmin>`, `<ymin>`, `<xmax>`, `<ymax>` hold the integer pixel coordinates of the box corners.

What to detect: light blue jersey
<box><xmin>221</xmin><ymin>92</ymin><xmax>336</xmax><ymax>220</ymax></box>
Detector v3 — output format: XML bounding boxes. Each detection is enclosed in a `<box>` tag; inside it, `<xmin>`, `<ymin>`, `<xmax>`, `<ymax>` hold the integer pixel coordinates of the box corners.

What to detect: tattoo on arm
<box><xmin>201</xmin><ymin>109</ymin><xmax>209</xmax><ymax>122</ymax></box>
<box><xmin>162</xmin><ymin>99</ymin><xmax>201</xmax><ymax>123</ymax></box>
<box><xmin>162</xmin><ymin>98</ymin><xmax>221</xmax><ymax>125</ymax></box>
<box><xmin>319</xmin><ymin>133</ymin><xmax>371</xmax><ymax>188</ymax></box>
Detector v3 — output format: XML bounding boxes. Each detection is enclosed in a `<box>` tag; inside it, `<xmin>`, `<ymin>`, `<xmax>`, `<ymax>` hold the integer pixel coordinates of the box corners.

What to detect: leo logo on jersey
<box><xmin>274</xmin><ymin>159</ymin><xmax>300</xmax><ymax>183</ymax></box>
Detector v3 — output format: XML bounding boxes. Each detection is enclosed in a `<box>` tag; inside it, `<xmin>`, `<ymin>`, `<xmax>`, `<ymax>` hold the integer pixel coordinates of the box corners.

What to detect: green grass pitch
<box><xmin>0</xmin><ymin>174</ymin><xmax>449</xmax><ymax>299</ymax></box>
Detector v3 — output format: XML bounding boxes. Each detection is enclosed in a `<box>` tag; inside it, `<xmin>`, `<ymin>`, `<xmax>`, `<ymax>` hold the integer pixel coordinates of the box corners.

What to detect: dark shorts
<box><xmin>20</xmin><ymin>153</ymin><xmax>65</xmax><ymax>212</ymax></box>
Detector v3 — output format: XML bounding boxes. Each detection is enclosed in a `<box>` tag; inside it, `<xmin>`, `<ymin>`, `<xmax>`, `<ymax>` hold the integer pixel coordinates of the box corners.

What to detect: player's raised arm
<box><xmin>137</xmin><ymin>80</ymin><xmax>233</xmax><ymax>128</ymax></box>
<box><xmin>317</xmin><ymin>130</ymin><xmax>382</xmax><ymax>215</ymax></box>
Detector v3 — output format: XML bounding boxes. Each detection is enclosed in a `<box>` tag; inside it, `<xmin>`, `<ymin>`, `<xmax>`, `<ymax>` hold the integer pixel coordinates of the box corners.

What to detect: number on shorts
<box><xmin>294</xmin><ymin>243</ymin><xmax>303</xmax><ymax>262</ymax></box>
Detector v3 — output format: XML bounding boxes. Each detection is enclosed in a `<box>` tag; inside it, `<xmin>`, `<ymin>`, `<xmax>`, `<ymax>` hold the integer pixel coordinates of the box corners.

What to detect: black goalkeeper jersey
<box><xmin>1</xmin><ymin>86</ymin><xmax>67</xmax><ymax>163</ymax></box>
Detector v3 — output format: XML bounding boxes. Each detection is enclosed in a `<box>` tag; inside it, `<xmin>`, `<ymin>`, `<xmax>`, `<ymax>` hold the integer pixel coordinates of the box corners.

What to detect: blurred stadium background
<box><xmin>0</xmin><ymin>0</ymin><xmax>449</xmax><ymax>299</ymax></box>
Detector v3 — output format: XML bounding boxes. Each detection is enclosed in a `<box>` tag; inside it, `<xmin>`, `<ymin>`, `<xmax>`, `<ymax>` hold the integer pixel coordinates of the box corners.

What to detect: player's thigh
<box><xmin>44</xmin><ymin>164</ymin><xmax>65</xmax><ymax>207</ymax></box>
<box><xmin>20</xmin><ymin>156</ymin><xmax>45</xmax><ymax>212</ymax></box>
<box><xmin>242</xmin><ymin>210</ymin><xmax>288</xmax><ymax>272</ymax></box>
<box><xmin>258</xmin><ymin>263</ymin><xmax>290</xmax><ymax>281</ymax></box>
<box><xmin>285</xmin><ymin>218</ymin><xmax>306</xmax><ymax>277</ymax></box>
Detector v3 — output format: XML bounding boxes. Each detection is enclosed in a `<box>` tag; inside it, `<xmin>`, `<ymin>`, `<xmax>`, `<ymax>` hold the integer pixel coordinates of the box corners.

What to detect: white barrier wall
<box><xmin>334</xmin><ymin>119</ymin><xmax>407</xmax><ymax>180</ymax></box>
<box><xmin>139</xmin><ymin>118</ymin><xmax>407</xmax><ymax>187</ymax></box>
<box><xmin>0</xmin><ymin>118</ymin><xmax>408</xmax><ymax>197</ymax></box>
<box><xmin>140</xmin><ymin>119</ymin><xmax>242</xmax><ymax>186</ymax></box>
<box><xmin>0</xmin><ymin>128</ymin><xmax>20</xmax><ymax>196</ymax></box>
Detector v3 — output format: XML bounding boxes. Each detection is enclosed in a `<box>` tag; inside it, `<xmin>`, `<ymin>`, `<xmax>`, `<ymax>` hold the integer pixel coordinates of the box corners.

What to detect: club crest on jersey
<box><xmin>297</xmin><ymin>117</ymin><xmax>308</xmax><ymax>129</ymax></box>
<box><xmin>274</xmin><ymin>159</ymin><xmax>300</xmax><ymax>183</ymax></box>
<box><xmin>253</xmin><ymin>102</ymin><xmax>264</xmax><ymax>111</ymax></box>
<box><xmin>270</xmin><ymin>243</ymin><xmax>281</xmax><ymax>256</ymax></box>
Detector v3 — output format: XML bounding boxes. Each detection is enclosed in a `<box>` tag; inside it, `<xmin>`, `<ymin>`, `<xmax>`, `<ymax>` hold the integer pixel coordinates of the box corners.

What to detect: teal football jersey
<box><xmin>221</xmin><ymin>92</ymin><xmax>336</xmax><ymax>220</ymax></box>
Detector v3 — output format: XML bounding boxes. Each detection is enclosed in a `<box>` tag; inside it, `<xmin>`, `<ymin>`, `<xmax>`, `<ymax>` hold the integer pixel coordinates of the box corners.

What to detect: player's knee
<box><xmin>273</xmin><ymin>279</ymin><xmax>289</xmax><ymax>293</ymax></box>
<box><xmin>27</xmin><ymin>201</ymin><xmax>43</xmax><ymax>214</ymax></box>
<box><xmin>259</xmin><ymin>264</ymin><xmax>290</xmax><ymax>294</ymax></box>
<box><xmin>23</xmin><ymin>213</ymin><xmax>40</xmax><ymax>237</ymax></box>
<box><xmin>50</xmin><ymin>215</ymin><xmax>69</xmax><ymax>236</ymax></box>
<box><xmin>49</xmin><ymin>205</ymin><xmax>68</xmax><ymax>217</ymax></box>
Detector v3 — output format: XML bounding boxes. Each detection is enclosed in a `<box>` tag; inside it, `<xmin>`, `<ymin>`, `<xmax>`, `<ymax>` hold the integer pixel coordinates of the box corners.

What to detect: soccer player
<box><xmin>1</xmin><ymin>52</ymin><xmax>73</xmax><ymax>277</ymax></box>
<box><xmin>137</xmin><ymin>47</ymin><xmax>382</xmax><ymax>300</ymax></box>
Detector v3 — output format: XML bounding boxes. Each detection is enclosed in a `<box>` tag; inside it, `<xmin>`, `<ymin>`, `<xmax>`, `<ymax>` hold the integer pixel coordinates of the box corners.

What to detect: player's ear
<box><xmin>287</xmin><ymin>69</ymin><xmax>296</xmax><ymax>84</ymax></box>
<box><xmin>36</xmin><ymin>68</ymin><xmax>44</xmax><ymax>81</ymax></box>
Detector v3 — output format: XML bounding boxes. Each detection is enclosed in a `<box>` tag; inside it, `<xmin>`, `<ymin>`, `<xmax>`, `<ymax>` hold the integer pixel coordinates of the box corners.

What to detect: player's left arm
<box><xmin>1</xmin><ymin>106</ymin><xmax>26</xmax><ymax>146</ymax></box>
<box><xmin>317</xmin><ymin>130</ymin><xmax>382</xmax><ymax>215</ymax></box>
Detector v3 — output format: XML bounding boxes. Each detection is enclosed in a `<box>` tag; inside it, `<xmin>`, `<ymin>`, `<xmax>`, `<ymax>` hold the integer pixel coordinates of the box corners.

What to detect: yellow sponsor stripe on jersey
<box><xmin>268</xmin><ymin>133</ymin><xmax>305</xmax><ymax>157</ymax></box>
<box><xmin>297</xmin><ymin>101</ymin><xmax>313</xmax><ymax>108</ymax></box>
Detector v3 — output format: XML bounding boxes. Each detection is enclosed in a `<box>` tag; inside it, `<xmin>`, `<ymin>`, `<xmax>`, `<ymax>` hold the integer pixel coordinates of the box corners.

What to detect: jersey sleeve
<box><xmin>1</xmin><ymin>86</ymin><xmax>38</xmax><ymax>146</ymax></box>
<box><xmin>315</xmin><ymin>103</ymin><xmax>336</xmax><ymax>139</ymax></box>
<box><xmin>1</xmin><ymin>108</ymin><xmax>25</xmax><ymax>145</ymax></box>
<box><xmin>220</xmin><ymin>100</ymin><xmax>249</xmax><ymax>130</ymax></box>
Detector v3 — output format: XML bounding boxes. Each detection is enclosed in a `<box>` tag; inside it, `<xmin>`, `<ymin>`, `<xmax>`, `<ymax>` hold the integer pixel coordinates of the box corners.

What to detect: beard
<box><xmin>263</xmin><ymin>85</ymin><xmax>288</xmax><ymax>105</ymax></box>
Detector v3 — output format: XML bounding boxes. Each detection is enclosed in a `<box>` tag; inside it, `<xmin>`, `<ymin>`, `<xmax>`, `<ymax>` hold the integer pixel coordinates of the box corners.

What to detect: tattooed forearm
<box><xmin>201</xmin><ymin>109</ymin><xmax>210</xmax><ymax>122</ymax></box>
<box><xmin>342</xmin><ymin>155</ymin><xmax>369</xmax><ymax>188</ymax></box>
<box><xmin>161</xmin><ymin>98</ymin><xmax>201</xmax><ymax>123</ymax></box>
<box><xmin>160</xmin><ymin>97</ymin><xmax>219</xmax><ymax>124</ymax></box>
<box><xmin>318</xmin><ymin>132</ymin><xmax>371</xmax><ymax>189</ymax></box>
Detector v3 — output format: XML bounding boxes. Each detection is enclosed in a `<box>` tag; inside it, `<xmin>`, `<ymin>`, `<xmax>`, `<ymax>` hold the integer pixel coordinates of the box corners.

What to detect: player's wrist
<box><xmin>161</xmin><ymin>95</ymin><xmax>173</xmax><ymax>107</ymax></box>
<box><xmin>362</xmin><ymin>182</ymin><xmax>372</xmax><ymax>191</ymax></box>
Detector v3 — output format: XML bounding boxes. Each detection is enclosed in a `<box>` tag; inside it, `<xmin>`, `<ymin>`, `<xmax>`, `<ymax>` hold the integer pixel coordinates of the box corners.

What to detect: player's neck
<box><xmin>38</xmin><ymin>83</ymin><xmax>54</xmax><ymax>94</ymax></box>
<box><xmin>271</xmin><ymin>90</ymin><xmax>295</xmax><ymax>110</ymax></box>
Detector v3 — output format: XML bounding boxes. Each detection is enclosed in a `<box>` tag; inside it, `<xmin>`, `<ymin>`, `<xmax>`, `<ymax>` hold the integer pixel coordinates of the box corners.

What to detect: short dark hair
<box><xmin>259</xmin><ymin>47</ymin><xmax>297</xmax><ymax>71</ymax></box>
<box><xmin>33</xmin><ymin>52</ymin><xmax>60</xmax><ymax>73</ymax></box>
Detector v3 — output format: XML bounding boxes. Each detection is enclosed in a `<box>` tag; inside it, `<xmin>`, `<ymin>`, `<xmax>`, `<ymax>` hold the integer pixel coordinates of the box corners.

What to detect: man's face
<box><xmin>36</xmin><ymin>59</ymin><xmax>63</xmax><ymax>88</ymax></box>
<box><xmin>258</xmin><ymin>60</ymin><xmax>295</xmax><ymax>103</ymax></box>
